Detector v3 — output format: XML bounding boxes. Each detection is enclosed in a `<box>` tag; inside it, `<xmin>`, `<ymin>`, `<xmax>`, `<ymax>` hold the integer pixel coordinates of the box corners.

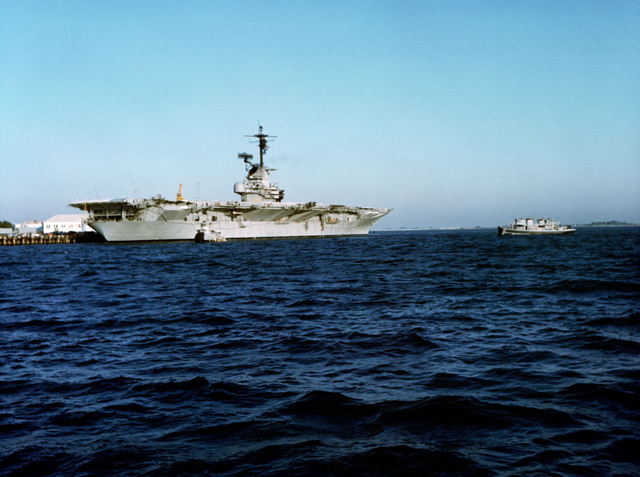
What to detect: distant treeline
<box><xmin>0</xmin><ymin>220</ymin><xmax>13</xmax><ymax>229</ymax></box>
<box><xmin>582</xmin><ymin>220</ymin><xmax>637</xmax><ymax>227</ymax></box>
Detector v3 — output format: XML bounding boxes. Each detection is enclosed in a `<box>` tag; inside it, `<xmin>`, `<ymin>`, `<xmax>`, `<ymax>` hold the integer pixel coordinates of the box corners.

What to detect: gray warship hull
<box><xmin>72</xmin><ymin>199</ymin><xmax>389</xmax><ymax>242</ymax></box>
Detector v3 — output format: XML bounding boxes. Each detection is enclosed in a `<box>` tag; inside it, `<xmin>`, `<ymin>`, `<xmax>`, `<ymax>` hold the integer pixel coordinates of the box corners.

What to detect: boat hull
<box><xmin>86</xmin><ymin>206</ymin><xmax>387</xmax><ymax>242</ymax></box>
<box><xmin>498</xmin><ymin>226</ymin><xmax>576</xmax><ymax>236</ymax></box>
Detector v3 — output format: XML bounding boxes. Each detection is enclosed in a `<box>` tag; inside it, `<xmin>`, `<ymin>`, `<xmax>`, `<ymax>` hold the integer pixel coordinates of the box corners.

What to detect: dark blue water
<box><xmin>2</xmin><ymin>227</ymin><xmax>639</xmax><ymax>476</ymax></box>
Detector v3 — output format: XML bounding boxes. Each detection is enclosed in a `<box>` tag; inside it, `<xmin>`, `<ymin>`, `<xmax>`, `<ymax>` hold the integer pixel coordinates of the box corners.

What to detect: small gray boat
<box><xmin>498</xmin><ymin>218</ymin><xmax>576</xmax><ymax>236</ymax></box>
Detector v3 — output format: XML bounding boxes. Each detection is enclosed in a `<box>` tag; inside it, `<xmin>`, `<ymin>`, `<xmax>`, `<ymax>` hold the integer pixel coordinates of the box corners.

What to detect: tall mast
<box><xmin>246</xmin><ymin>125</ymin><xmax>275</xmax><ymax>168</ymax></box>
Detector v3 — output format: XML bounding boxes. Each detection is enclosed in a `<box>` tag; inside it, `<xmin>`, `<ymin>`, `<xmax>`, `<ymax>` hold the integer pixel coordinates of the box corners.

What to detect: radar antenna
<box><xmin>237</xmin><ymin>152</ymin><xmax>253</xmax><ymax>171</ymax></box>
<box><xmin>245</xmin><ymin>125</ymin><xmax>276</xmax><ymax>168</ymax></box>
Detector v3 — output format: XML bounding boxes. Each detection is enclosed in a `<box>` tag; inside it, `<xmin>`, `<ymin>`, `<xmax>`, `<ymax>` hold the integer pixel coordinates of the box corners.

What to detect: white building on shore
<box><xmin>15</xmin><ymin>220</ymin><xmax>42</xmax><ymax>235</ymax></box>
<box><xmin>42</xmin><ymin>214</ymin><xmax>89</xmax><ymax>234</ymax></box>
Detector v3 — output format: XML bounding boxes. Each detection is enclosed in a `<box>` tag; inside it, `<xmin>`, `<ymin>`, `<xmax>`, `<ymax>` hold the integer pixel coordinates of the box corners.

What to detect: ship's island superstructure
<box><xmin>70</xmin><ymin>127</ymin><xmax>391</xmax><ymax>242</ymax></box>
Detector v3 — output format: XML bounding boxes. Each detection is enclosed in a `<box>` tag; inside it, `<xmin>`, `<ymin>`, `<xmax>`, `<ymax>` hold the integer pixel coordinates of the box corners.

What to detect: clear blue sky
<box><xmin>1</xmin><ymin>0</ymin><xmax>639</xmax><ymax>228</ymax></box>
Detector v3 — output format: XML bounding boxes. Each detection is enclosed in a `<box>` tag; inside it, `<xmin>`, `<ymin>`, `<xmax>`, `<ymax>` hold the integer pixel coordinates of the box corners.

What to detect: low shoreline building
<box><xmin>15</xmin><ymin>220</ymin><xmax>43</xmax><ymax>235</ymax></box>
<box><xmin>42</xmin><ymin>214</ymin><xmax>89</xmax><ymax>234</ymax></box>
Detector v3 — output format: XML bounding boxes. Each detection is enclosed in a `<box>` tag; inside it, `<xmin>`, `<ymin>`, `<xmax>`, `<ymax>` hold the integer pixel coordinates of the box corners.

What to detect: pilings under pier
<box><xmin>1</xmin><ymin>235</ymin><xmax>77</xmax><ymax>246</ymax></box>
